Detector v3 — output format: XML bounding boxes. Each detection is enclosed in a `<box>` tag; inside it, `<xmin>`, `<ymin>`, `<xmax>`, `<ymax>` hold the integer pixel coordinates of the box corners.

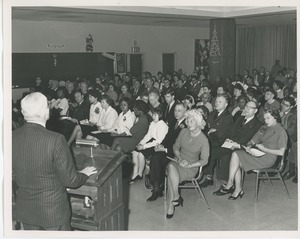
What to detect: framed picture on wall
<box><xmin>116</xmin><ymin>53</ymin><xmax>126</xmax><ymax>73</ymax></box>
<box><xmin>195</xmin><ymin>39</ymin><xmax>210</xmax><ymax>78</ymax></box>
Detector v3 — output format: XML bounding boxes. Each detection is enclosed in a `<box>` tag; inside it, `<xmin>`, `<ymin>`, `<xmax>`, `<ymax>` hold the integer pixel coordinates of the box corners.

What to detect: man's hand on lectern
<box><xmin>80</xmin><ymin>166</ymin><xmax>97</xmax><ymax>176</ymax></box>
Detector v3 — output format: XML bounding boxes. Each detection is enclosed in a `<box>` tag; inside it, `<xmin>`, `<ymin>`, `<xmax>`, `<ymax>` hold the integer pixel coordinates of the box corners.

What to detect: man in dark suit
<box><xmin>12</xmin><ymin>92</ymin><xmax>96</xmax><ymax>230</ymax></box>
<box><xmin>188</xmin><ymin>75</ymin><xmax>201</xmax><ymax>99</ymax></box>
<box><xmin>130</xmin><ymin>78</ymin><xmax>143</xmax><ymax>100</ymax></box>
<box><xmin>216</xmin><ymin>100</ymin><xmax>263</xmax><ymax>181</ymax></box>
<box><xmin>163</xmin><ymin>88</ymin><xmax>177</xmax><ymax>129</ymax></box>
<box><xmin>175</xmin><ymin>78</ymin><xmax>188</xmax><ymax>102</ymax></box>
<box><xmin>281</xmin><ymin>97</ymin><xmax>297</xmax><ymax>183</ymax></box>
<box><xmin>200</xmin><ymin>94</ymin><xmax>233</xmax><ymax>187</ymax></box>
<box><xmin>146</xmin><ymin>103</ymin><xmax>187</xmax><ymax>201</ymax></box>
<box><xmin>62</xmin><ymin>90</ymin><xmax>90</xmax><ymax>139</ymax></box>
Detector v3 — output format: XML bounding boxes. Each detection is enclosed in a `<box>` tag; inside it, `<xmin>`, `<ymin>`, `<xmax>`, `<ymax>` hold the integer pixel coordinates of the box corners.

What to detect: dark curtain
<box><xmin>236</xmin><ymin>24</ymin><xmax>296</xmax><ymax>74</ymax></box>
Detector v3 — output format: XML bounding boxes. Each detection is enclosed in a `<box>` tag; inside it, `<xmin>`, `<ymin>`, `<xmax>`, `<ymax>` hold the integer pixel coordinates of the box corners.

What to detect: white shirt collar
<box><xmin>27</xmin><ymin>120</ymin><xmax>46</xmax><ymax>128</ymax></box>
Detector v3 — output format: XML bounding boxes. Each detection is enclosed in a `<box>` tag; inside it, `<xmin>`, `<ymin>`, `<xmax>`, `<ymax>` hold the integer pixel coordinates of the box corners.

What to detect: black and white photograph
<box><xmin>3</xmin><ymin>0</ymin><xmax>299</xmax><ymax>238</ymax></box>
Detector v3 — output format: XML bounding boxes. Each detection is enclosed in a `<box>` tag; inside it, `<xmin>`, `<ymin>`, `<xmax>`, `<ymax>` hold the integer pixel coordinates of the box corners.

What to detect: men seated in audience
<box><xmin>273</xmin><ymin>80</ymin><xmax>284</xmax><ymax>100</ymax></box>
<box><xmin>131</xmin><ymin>79</ymin><xmax>143</xmax><ymax>100</ymax></box>
<box><xmin>175</xmin><ymin>78</ymin><xmax>188</xmax><ymax>102</ymax></box>
<box><xmin>200</xmin><ymin>94</ymin><xmax>233</xmax><ymax>187</ymax></box>
<box><xmin>146</xmin><ymin>103</ymin><xmax>187</xmax><ymax>201</ymax></box>
<box><xmin>163</xmin><ymin>88</ymin><xmax>177</xmax><ymax>128</ymax></box>
<box><xmin>280</xmin><ymin>97</ymin><xmax>297</xmax><ymax>183</ymax></box>
<box><xmin>188</xmin><ymin>74</ymin><xmax>201</xmax><ymax>99</ymax></box>
<box><xmin>66</xmin><ymin>81</ymin><xmax>76</xmax><ymax>103</ymax></box>
<box><xmin>216</xmin><ymin>100</ymin><xmax>263</xmax><ymax>182</ymax></box>
<box><xmin>231</xmin><ymin>95</ymin><xmax>248</xmax><ymax>122</ymax></box>
<box><xmin>141</xmin><ymin>77</ymin><xmax>157</xmax><ymax>96</ymax></box>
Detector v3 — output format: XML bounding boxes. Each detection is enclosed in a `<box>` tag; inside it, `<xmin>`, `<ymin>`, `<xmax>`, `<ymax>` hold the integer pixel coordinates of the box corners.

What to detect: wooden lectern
<box><xmin>67</xmin><ymin>146</ymin><xmax>127</xmax><ymax>231</ymax></box>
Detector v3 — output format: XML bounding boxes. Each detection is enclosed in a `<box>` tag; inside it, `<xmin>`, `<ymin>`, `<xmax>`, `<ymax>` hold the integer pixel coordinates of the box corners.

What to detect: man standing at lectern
<box><xmin>12</xmin><ymin>92</ymin><xmax>97</xmax><ymax>230</ymax></box>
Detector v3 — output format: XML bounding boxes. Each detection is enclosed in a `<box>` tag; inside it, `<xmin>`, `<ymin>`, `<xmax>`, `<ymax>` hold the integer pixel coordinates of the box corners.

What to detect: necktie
<box><xmin>243</xmin><ymin>118</ymin><xmax>247</xmax><ymax>125</ymax></box>
<box><xmin>174</xmin><ymin>121</ymin><xmax>179</xmax><ymax>130</ymax></box>
<box><xmin>165</xmin><ymin>104</ymin><xmax>170</xmax><ymax>118</ymax></box>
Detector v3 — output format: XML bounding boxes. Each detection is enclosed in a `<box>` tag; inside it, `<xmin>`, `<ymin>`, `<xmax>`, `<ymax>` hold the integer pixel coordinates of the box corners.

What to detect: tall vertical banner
<box><xmin>209</xmin><ymin>19</ymin><xmax>236</xmax><ymax>84</ymax></box>
<box><xmin>195</xmin><ymin>39</ymin><xmax>210</xmax><ymax>76</ymax></box>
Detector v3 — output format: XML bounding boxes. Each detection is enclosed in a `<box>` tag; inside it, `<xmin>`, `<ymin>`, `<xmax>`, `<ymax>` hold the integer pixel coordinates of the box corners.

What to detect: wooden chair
<box><xmin>164</xmin><ymin>166</ymin><xmax>210</xmax><ymax>209</ymax></box>
<box><xmin>249</xmin><ymin>155</ymin><xmax>291</xmax><ymax>202</ymax></box>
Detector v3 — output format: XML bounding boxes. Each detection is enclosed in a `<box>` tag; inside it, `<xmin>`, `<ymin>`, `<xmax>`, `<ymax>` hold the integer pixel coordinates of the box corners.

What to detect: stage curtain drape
<box><xmin>236</xmin><ymin>24</ymin><xmax>296</xmax><ymax>75</ymax></box>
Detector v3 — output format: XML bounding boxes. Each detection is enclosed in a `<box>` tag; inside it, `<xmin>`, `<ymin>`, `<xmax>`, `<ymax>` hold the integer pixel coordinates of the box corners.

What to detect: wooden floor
<box><xmin>126</xmin><ymin>171</ymin><xmax>298</xmax><ymax>232</ymax></box>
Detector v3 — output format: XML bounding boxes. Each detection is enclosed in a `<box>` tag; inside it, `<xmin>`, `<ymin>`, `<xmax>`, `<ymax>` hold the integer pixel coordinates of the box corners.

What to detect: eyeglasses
<box><xmin>281</xmin><ymin>102</ymin><xmax>291</xmax><ymax>107</ymax></box>
<box><xmin>245</xmin><ymin>105</ymin><xmax>256</xmax><ymax>109</ymax></box>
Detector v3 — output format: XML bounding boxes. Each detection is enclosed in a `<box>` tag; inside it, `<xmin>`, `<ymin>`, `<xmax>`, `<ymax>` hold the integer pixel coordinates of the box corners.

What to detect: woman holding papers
<box><xmin>165</xmin><ymin>110</ymin><xmax>210</xmax><ymax>219</ymax></box>
<box><xmin>87</xmin><ymin>97</ymin><xmax>135</xmax><ymax>147</ymax></box>
<box><xmin>111</xmin><ymin>100</ymin><xmax>149</xmax><ymax>153</ymax></box>
<box><xmin>129</xmin><ymin>107</ymin><xmax>169</xmax><ymax>184</ymax></box>
<box><xmin>215</xmin><ymin>109</ymin><xmax>288</xmax><ymax>200</ymax></box>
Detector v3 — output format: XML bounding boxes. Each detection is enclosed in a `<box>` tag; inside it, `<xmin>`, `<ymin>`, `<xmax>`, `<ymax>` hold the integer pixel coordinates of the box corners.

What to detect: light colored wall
<box><xmin>12</xmin><ymin>20</ymin><xmax>209</xmax><ymax>74</ymax></box>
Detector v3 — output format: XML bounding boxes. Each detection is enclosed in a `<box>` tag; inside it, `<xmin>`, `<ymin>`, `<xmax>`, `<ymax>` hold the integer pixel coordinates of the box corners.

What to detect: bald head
<box><xmin>21</xmin><ymin>92</ymin><xmax>49</xmax><ymax>123</ymax></box>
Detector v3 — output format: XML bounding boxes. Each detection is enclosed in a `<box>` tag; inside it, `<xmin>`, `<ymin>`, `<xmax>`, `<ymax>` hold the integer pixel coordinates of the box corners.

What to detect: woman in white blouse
<box><xmin>51</xmin><ymin>87</ymin><xmax>69</xmax><ymax>116</ymax></box>
<box><xmin>129</xmin><ymin>107</ymin><xmax>169</xmax><ymax>184</ymax></box>
<box><xmin>88</xmin><ymin>97</ymin><xmax>135</xmax><ymax>147</ymax></box>
<box><xmin>67</xmin><ymin>90</ymin><xmax>102</xmax><ymax>145</ymax></box>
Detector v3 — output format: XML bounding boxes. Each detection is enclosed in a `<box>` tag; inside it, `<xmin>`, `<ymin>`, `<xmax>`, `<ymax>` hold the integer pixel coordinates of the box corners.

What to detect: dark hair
<box><xmin>201</xmin><ymin>81</ymin><xmax>212</xmax><ymax>90</ymax></box>
<box><xmin>184</xmin><ymin>95</ymin><xmax>195</xmax><ymax>105</ymax></box>
<box><xmin>234</xmin><ymin>83</ymin><xmax>244</xmax><ymax>92</ymax></box>
<box><xmin>196</xmin><ymin>105</ymin><xmax>209</xmax><ymax>120</ymax></box>
<box><xmin>237</xmin><ymin>95</ymin><xmax>248</xmax><ymax>103</ymax></box>
<box><xmin>140</xmin><ymin>92</ymin><xmax>149</xmax><ymax>99</ymax></box>
<box><xmin>273</xmin><ymin>80</ymin><xmax>284</xmax><ymax>89</ymax></box>
<box><xmin>120</xmin><ymin>97</ymin><xmax>132</xmax><ymax>109</ymax></box>
<box><xmin>263</xmin><ymin>109</ymin><xmax>281</xmax><ymax>123</ymax></box>
<box><xmin>108</xmin><ymin>83</ymin><xmax>117</xmax><ymax>91</ymax></box>
<box><xmin>165</xmin><ymin>88</ymin><xmax>175</xmax><ymax>97</ymax></box>
<box><xmin>88</xmin><ymin>89</ymin><xmax>99</xmax><ymax>99</ymax></box>
<box><xmin>100</xmin><ymin>95</ymin><xmax>114</xmax><ymax>107</ymax></box>
<box><xmin>265</xmin><ymin>88</ymin><xmax>277</xmax><ymax>98</ymax></box>
<box><xmin>113</xmin><ymin>74</ymin><xmax>121</xmax><ymax>80</ymax></box>
<box><xmin>133</xmin><ymin>100</ymin><xmax>149</xmax><ymax>115</ymax></box>
<box><xmin>282</xmin><ymin>96</ymin><xmax>296</xmax><ymax>108</ymax></box>
<box><xmin>121</xmin><ymin>83</ymin><xmax>129</xmax><ymax>90</ymax></box>
<box><xmin>57</xmin><ymin>87</ymin><xmax>67</xmax><ymax>98</ymax></box>
<box><xmin>151</xmin><ymin>107</ymin><xmax>164</xmax><ymax>120</ymax></box>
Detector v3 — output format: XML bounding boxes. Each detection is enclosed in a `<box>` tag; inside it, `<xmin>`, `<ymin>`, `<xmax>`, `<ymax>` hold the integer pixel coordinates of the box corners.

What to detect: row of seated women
<box><xmin>59</xmin><ymin>86</ymin><xmax>296</xmax><ymax>219</ymax></box>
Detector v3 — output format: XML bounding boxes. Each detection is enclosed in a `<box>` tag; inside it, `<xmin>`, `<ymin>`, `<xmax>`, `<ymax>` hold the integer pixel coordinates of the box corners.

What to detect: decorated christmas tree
<box><xmin>210</xmin><ymin>24</ymin><xmax>221</xmax><ymax>57</ymax></box>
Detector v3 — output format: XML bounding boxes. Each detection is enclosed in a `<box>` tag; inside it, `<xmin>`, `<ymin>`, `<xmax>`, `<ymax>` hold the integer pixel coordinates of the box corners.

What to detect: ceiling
<box><xmin>12</xmin><ymin>6</ymin><xmax>297</xmax><ymax>28</ymax></box>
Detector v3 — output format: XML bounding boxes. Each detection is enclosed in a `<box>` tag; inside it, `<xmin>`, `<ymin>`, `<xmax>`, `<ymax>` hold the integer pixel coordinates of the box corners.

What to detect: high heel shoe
<box><xmin>228</xmin><ymin>190</ymin><xmax>244</xmax><ymax>200</ymax></box>
<box><xmin>213</xmin><ymin>185</ymin><xmax>235</xmax><ymax>196</ymax></box>
<box><xmin>171</xmin><ymin>196</ymin><xmax>183</xmax><ymax>207</ymax></box>
<box><xmin>166</xmin><ymin>205</ymin><xmax>175</xmax><ymax>219</ymax></box>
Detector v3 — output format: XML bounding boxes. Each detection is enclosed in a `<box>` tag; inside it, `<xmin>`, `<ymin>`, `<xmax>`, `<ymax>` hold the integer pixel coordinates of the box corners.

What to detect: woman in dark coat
<box><xmin>111</xmin><ymin>100</ymin><xmax>149</xmax><ymax>153</ymax></box>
